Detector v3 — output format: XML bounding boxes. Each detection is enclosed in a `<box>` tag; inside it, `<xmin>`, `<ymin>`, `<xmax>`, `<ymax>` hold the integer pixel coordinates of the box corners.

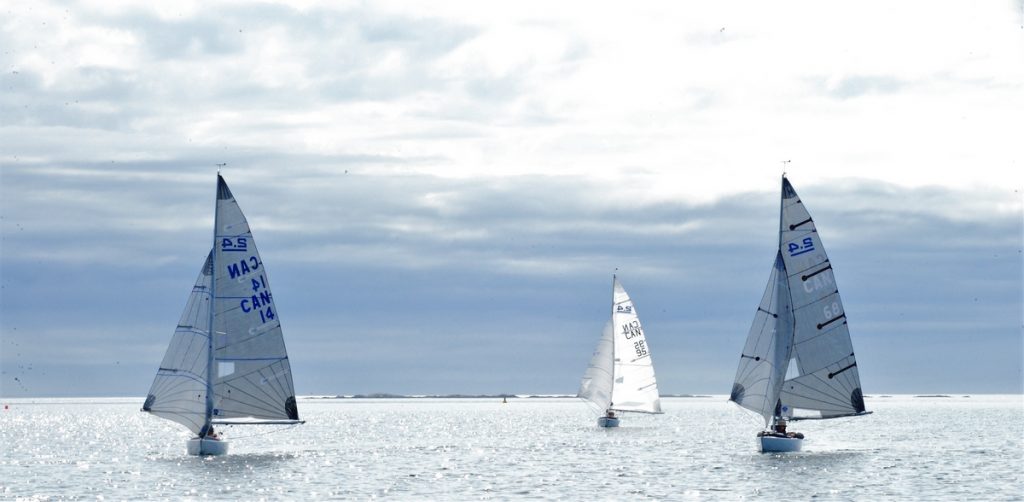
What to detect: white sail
<box><xmin>776</xmin><ymin>177</ymin><xmax>865</xmax><ymax>418</ymax></box>
<box><xmin>609</xmin><ymin>277</ymin><xmax>661</xmax><ymax>413</ymax></box>
<box><xmin>577</xmin><ymin>320</ymin><xmax>614</xmax><ymax>413</ymax></box>
<box><xmin>729</xmin><ymin>252</ymin><xmax>795</xmax><ymax>426</ymax></box>
<box><xmin>731</xmin><ymin>175</ymin><xmax>866</xmax><ymax>425</ymax></box>
<box><xmin>210</xmin><ymin>176</ymin><xmax>299</xmax><ymax>423</ymax></box>
<box><xmin>144</xmin><ymin>175</ymin><xmax>300</xmax><ymax>438</ymax></box>
<box><xmin>143</xmin><ymin>251</ymin><xmax>214</xmax><ymax>434</ymax></box>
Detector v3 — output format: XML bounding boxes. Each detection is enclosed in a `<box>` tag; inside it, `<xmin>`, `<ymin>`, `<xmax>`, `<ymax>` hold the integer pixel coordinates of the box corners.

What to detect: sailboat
<box><xmin>729</xmin><ymin>175</ymin><xmax>871</xmax><ymax>452</ymax></box>
<box><xmin>578</xmin><ymin>275</ymin><xmax>662</xmax><ymax>427</ymax></box>
<box><xmin>142</xmin><ymin>174</ymin><xmax>303</xmax><ymax>455</ymax></box>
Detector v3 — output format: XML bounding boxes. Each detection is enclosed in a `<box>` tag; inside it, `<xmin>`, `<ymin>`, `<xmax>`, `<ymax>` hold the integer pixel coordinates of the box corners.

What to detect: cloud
<box><xmin>809</xmin><ymin>75</ymin><xmax>908</xmax><ymax>99</ymax></box>
<box><xmin>3</xmin><ymin>160</ymin><xmax>1020</xmax><ymax>395</ymax></box>
<box><xmin>1</xmin><ymin>1</ymin><xmax>1021</xmax><ymax>396</ymax></box>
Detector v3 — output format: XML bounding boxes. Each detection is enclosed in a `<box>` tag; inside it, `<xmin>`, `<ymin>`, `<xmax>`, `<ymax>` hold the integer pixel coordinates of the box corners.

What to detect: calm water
<box><xmin>1</xmin><ymin>395</ymin><xmax>1021</xmax><ymax>500</ymax></box>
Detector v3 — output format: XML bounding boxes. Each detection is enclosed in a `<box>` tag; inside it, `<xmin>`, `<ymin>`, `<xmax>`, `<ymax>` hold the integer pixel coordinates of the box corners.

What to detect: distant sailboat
<box><xmin>578</xmin><ymin>276</ymin><xmax>663</xmax><ymax>427</ymax></box>
<box><xmin>730</xmin><ymin>175</ymin><xmax>870</xmax><ymax>452</ymax></box>
<box><xmin>143</xmin><ymin>174</ymin><xmax>303</xmax><ymax>455</ymax></box>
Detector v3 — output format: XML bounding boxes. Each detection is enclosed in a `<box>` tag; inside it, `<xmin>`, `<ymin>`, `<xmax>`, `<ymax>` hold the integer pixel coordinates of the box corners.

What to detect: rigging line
<box><xmin>791</xmin><ymin>323</ymin><xmax>847</xmax><ymax>349</ymax></box>
<box><xmin>791</xmin><ymin>289</ymin><xmax>840</xmax><ymax>312</ymax></box>
<box><xmin>213</xmin><ymin>231</ymin><xmax>256</xmax><ymax>240</ymax></box>
<box><xmin>151</xmin><ymin>377</ymin><xmax>199</xmax><ymax>398</ymax></box>
<box><xmin>154</xmin><ymin>372</ymin><xmax>207</xmax><ymax>388</ymax></box>
<box><xmin>798</xmin><ymin>373</ymin><xmax>856</xmax><ymax>408</ymax></box>
<box><xmin>218</xmin><ymin>377</ymin><xmax>287</xmax><ymax>413</ymax></box>
<box><xmin>223</xmin><ymin>375</ymin><xmax>289</xmax><ymax>412</ymax></box>
<box><xmin>783</xmin><ymin>378</ymin><xmax>848</xmax><ymax>407</ymax></box>
<box><xmin>219</xmin><ymin>382</ymin><xmax>287</xmax><ymax>415</ymax></box>
<box><xmin>790</xmin><ymin>354</ymin><xmax>857</xmax><ymax>381</ymax></box>
<box><xmin>215</xmin><ymin>327</ymin><xmax>283</xmax><ymax>351</ymax></box>
<box><xmin>184</xmin><ymin>345</ymin><xmax>206</xmax><ymax>376</ymax></box>
<box><xmin>217</xmin><ymin>359</ymin><xmax>288</xmax><ymax>387</ymax></box>
<box><xmin>785</xmin><ymin>251</ymin><xmax>826</xmax><ymax>273</ymax></box>
<box><xmin>782</xmin><ymin>387</ymin><xmax>849</xmax><ymax>411</ymax></box>
<box><xmin>258</xmin><ymin>361</ymin><xmax>292</xmax><ymax>401</ymax></box>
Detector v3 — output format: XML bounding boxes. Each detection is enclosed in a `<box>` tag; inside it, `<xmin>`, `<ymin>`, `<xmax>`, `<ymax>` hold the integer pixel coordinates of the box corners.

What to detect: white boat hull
<box><xmin>759</xmin><ymin>435</ymin><xmax>802</xmax><ymax>452</ymax></box>
<box><xmin>187</xmin><ymin>437</ymin><xmax>229</xmax><ymax>456</ymax></box>
<box><xmin>597</xmin><ymin>416</ymin><xmax>620</xmax><ymax>428</ymax></box>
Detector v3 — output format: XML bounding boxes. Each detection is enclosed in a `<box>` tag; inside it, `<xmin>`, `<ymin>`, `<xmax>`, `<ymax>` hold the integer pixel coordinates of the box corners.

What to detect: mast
<box><xmin>778</xmin><ymin>169</ymin><xmax>787</xmax><ymax>249</ymax></box>
<box><xmin>771</xmin><ymin>172</ymin><xmax>787</xmax><ymax>426</ymax></box>
<box><xmin>204</xmin><ymin>173</ymin><xmax>220</xmax><ymax>435</ymax></box>
<box><xmin>608</xmin><ymin>273</ymin><xmax>616</xmax><ymax>412</ymax></box>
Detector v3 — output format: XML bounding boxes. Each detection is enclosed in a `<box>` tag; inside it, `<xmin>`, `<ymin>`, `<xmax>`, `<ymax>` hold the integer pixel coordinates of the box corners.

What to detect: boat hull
<box><xmin>187</xmin><ymin>437</ymin><xmax>229</xmax><ymax>456</ymax></box>
<box><xmin>759</xmin><ymin>435</ymin><xmax>802</xmax><ymax>452</ymax></box>
<box><xmin>597</xmin><ymin>416</ymin><xmax>620</xmax><ymax>428</ymax></box>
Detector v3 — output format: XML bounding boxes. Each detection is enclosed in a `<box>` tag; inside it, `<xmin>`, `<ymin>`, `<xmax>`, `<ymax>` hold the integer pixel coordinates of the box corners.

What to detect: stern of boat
<box><xmin>759</xmin><ymin>434</ymin><xmax>802</xmax><ymax>453</ymax></box>
<box><xmin>187</xmin><ymin>437</ymin><xmax>230</xmax><ymax>456</ymax></box>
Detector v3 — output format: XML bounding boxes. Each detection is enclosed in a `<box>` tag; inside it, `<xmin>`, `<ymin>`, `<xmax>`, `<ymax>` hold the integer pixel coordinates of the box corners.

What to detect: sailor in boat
<box><xmin>605</xmin><ymin>410</ymin><xmax>616</xmax><ymax>420</ymax></box>
<box><xmin>758</xmin><ymin>418</ymin><xmax>804</xmax><ymax>439</ymax></box>
<box><xmin>201</xmin><ymin>425</ymin><xmax>222</xmax><ymax>441</ymax></box>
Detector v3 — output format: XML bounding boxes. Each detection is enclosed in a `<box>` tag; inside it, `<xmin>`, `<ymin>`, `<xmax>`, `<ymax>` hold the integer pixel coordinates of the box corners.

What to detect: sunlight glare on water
<box><xmin>1</xmin><ymin>395</ymin><xmax>1021</xmax><ymax>499</ymax></box>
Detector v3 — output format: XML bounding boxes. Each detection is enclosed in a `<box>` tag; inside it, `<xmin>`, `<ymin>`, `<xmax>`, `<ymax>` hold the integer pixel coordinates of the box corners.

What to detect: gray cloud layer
<box><xmin>2</xmin><ymin>162</ymin><xmax>1020</xmax><ymax>396</ymax></box>
<box><xmin>2</xmin><ymin>1</ymin><xmax>1021</xmax><ymax>397</ymax></box>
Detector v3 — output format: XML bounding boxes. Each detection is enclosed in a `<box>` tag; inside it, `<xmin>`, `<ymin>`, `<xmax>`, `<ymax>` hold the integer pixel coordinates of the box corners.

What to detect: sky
<box><xmin>1</xmin><ymin>0</ymin><xmax>1022</xmax><ymax>398</ymax></box>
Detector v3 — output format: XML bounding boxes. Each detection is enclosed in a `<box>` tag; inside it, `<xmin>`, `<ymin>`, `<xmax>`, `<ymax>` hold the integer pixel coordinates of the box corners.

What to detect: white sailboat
<box><xmin>143</xmin><ymin>174</ymin><xmax>303</xmax><ymax>455</ymax></box>
<box><xmin>730</xmin><ymin>175</ymin><xmax>870</xmax><ymax>452</ymax></box>
<box><xmin>578</xmin><ymin>275</ymin><xmax>663</xmax><ymax>427</ymax></box>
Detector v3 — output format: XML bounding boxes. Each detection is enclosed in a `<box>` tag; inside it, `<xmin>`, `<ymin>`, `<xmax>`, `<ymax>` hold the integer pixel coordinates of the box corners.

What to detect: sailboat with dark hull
<box><xmin>143</xmin><ymin>174</ymin><xmax>303</xmax><ymax>455</ymax></box>
<box><xmin>729</xmin><ymin>175</ymin><xmax>870</xmax><ymax>452</ymax></box>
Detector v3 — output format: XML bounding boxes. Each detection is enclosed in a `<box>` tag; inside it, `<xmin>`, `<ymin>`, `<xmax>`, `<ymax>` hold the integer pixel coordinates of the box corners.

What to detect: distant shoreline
<box><xmin>4</xmin><ymin>393</ymin><xmax>1022</xmax><ymax>401</ymax></box>
<box><xmin>300</xmin><ymin>393</ymin><xmax>717</xmax><ymax>400</ymax></box>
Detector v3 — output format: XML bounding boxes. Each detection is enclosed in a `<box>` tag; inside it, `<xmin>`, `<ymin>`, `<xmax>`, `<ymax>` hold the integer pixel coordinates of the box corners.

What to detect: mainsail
<box><xmin>730</xmin><ymin>176</ymin><xmax>866</xmax><ymax>425</ymax></box>
<box><xmin>578</xmin><ymin>277</ymin><xmax>661</xmax><ymax>414</ymax></box>
<box><xmin>144</xmin><ymin>175</ymin><xmax>300</xmax><ymax>436</ymax></box>
<box><xmin>609</xmin><ymin>277</ymin><xmax>661</xmax><ymax>413</ymax></box>
<box><xmin>209</xmin><ymin>176</ymin><xmax>299</xmax><ymax>424</ymax></box>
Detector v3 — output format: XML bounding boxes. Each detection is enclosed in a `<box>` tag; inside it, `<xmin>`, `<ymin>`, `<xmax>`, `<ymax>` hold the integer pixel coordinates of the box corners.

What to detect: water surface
<box><xmin>2</xmin><ymin>395</ymin><xmax>1021</xmax><ymax>499</ymax></box>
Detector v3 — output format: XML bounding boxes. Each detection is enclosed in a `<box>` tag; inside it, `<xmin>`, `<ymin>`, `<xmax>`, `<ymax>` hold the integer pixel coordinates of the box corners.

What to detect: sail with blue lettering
<box><xmin>730</xmin><ymin>175</ymin><xmax>866</xmax><ymax>426</ymax></box>
<box><xmin>209</xmin><ymin>176</ymin><xmax>299</xmax><ymax>424</ymax></box>
<box><xmin>775</xmin><ymin>176</ymin><xmax>865</xmax><ymax>419</ymax></box>
<box><xmin>144</xmin><ymin>175</ymin><xmax>300</xmax><ymax>441</ymax></box>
